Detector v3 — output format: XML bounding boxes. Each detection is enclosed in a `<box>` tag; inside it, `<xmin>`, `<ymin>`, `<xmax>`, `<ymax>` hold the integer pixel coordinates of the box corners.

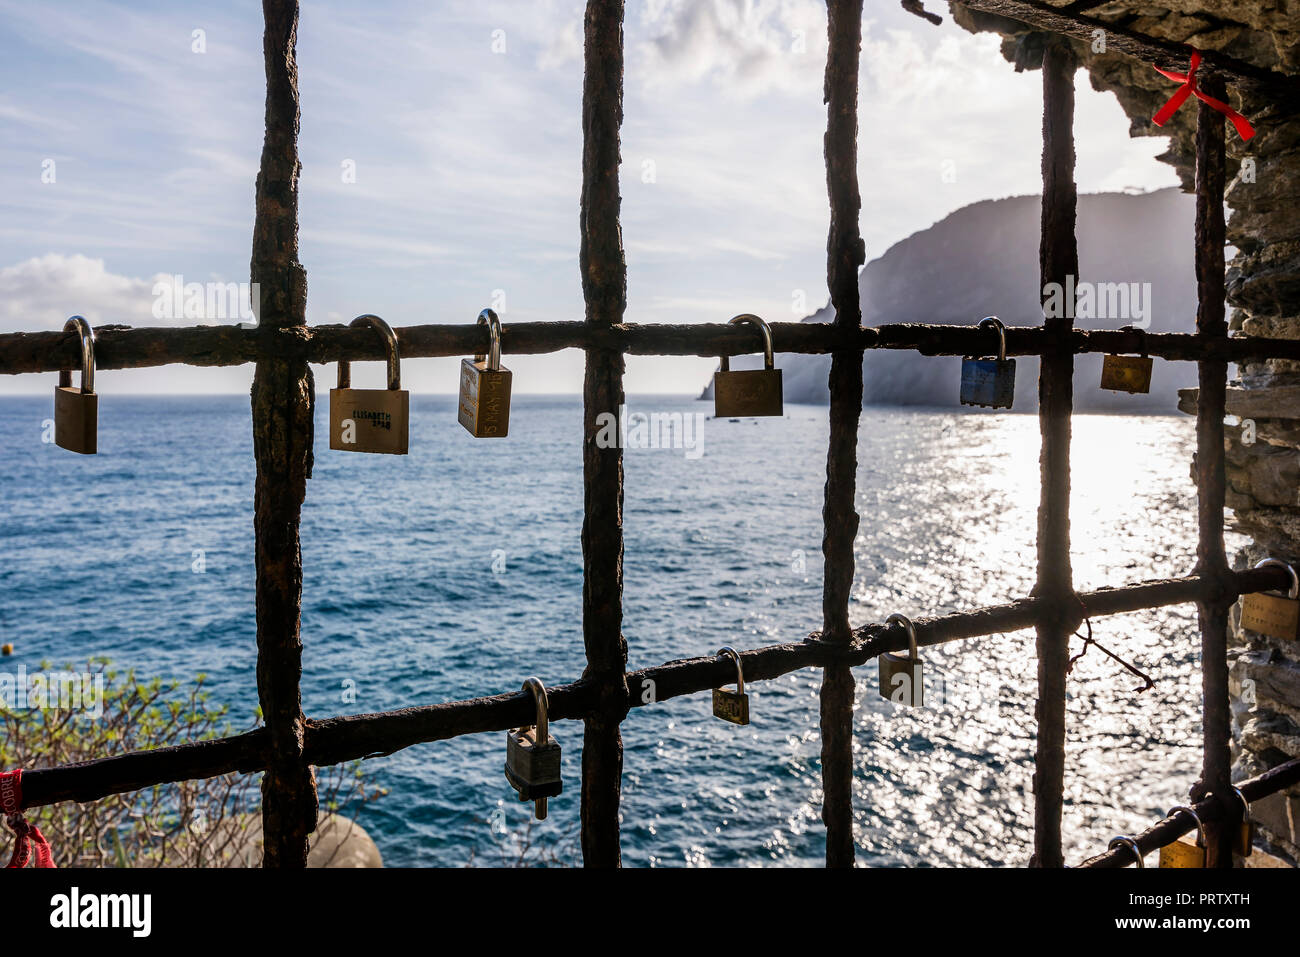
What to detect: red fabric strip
<box><xmin>2</xmin><ymin>770</ymin><xmax>56</xmax><ymax>869</ymax></box>
<box><xmin>1153</xmin><ymin>49</ymin><xmax>1255</xmax><ymax>141</ymax></box>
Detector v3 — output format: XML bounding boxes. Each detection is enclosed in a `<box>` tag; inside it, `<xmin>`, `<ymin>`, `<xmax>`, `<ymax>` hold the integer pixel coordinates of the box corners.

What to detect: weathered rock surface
<box><xmin>204</xmin><ymin>812</ymin><xmax>382</xmax><ymax>868</ymax></box>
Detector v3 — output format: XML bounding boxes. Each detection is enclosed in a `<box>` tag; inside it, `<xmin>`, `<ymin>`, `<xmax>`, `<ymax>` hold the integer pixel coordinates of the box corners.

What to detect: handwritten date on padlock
<box><xmin>1240</xmin><ymin>592</ymin><xmax>1300</xmax><ymax>641</ymax></box>
<box><xmin>712</xmin><ymin>688</ymin><xmax>750</xmax><ymax>725</ymax></box>
<box><xmin>329</xmin><ymin>389</ymin><xmax>409</xmax><ymax>455</ymax></box>
<box><xmin>458</xmin><ymin>360</ymin><xmax>512</xmax><ymax>438</ymax></box>
<box><xmin>1100</xmin><ymin>354</ymin><xmax>1153</xmax><ymax>394</ymax></box>
<box><xmin>959</xmin><ymin>358</ymin><xmax>1015</xmax><ymax>409</ymax></box>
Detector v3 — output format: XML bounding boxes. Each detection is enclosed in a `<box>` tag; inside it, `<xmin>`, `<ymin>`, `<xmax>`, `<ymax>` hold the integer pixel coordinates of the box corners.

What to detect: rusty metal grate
<box><xmin>3</xmin><ymin>0</ymin><xmax>1299</xmax><ymax>869</ymax></box>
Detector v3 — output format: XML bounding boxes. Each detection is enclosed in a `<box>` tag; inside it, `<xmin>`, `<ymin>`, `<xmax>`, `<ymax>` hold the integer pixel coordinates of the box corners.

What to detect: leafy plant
<box><xmin>0</xmin><ymin>659</ymin><xmax>384</xmax><ymax>867</ymax></box>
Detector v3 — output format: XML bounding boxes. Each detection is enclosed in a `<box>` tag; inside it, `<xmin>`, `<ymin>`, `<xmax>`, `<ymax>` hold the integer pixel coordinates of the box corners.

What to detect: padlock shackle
<box><xmin>1230</xmin><ymin>786</ymin><xmax>1249</xmax><ymax>814</ymax></box>
<box><xmin>885</xmin><ymin>613</ymin><xmax>919</xmax><ymax>662</ymax></box>
<box><xmin>61</xmin><ymin>316</ymin><xmax>95</xmax><ymax>394</ymax></box>
<box><xmin>719</xmin><ymin>314</ymin><xmax>774</xmax><ymax>373</ymax></box>
<box><xmin>715</xmin><ymin>646</ymin><xmax>744</xmax><ymax>696</ymax></box>
<box><xmin>338</xmin><ymin>315</ymin><xmax>401</xmax><ymax>390</ymax></box>
<box><xmin>1208</xmin><ymin>786</ymin><xmax>1251</xmax><ymax>820</ymax></box>
<box><xmin>475</xmin><ymin>309</ymin><xmax>503</xmax><ymax>371</ymax></box>
<box><xmin>522</xmin><ymin>677</ymin><xmax>548</xmax><ymax>745</ymax></box>
<box><xmin>1253</xmin><ymin>558</ymin><xmax>1299</xmax><ymax>599</ymax></box>
<box><xmin>1107</xmin><ymin>836</ymin><xmax>1144</xmax><ymax>867</ymax></box>
<box><xmin>976</xmin><ymin>316</ymin><xmax>1007</xmax><ymax>363</ymax></box>
<box><xmin>1166</xmin><ymin>804</ymin><xmax>1206</xmax><ymax>848</ymax></box>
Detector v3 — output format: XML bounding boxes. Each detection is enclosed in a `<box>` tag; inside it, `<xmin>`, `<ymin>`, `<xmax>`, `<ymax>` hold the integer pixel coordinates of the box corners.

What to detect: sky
<box><xmin>0</xmin><ymin>0</ymin><xmax>1180</xmax><ymax>395</ymax></box>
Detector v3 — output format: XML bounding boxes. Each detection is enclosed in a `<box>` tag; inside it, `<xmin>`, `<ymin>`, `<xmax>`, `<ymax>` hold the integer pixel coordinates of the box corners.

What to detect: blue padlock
<box><xmin>960</xmin><ymin>316</ymin><xmax>1015</xmax><ymax>409</ymax></box>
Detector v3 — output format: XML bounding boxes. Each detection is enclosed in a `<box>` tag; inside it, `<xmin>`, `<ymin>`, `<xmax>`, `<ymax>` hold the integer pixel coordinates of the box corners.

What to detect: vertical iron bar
<box><xmin>250</xmin><ymin>0</ymin><xmax>316</xmax><ymax>868</ymax></box>
<box><xmin>1190</xmin><ymin>72</ymin><xmax>1233</xmax><ymax>868</ymax></box>
<box><xmin>578</xmin><ymin>0</ymin><xmax>629</xmax><ymax>868</ymax></box>
<box><xmin>819</xmin><ymin>0</ymin><xmax>866</xmax><ymax>869</ymax></box>
<box><xmin>1030</xmin><ymin>36</ymin><xmax>1078</xmax><ymax>869</ymax></box>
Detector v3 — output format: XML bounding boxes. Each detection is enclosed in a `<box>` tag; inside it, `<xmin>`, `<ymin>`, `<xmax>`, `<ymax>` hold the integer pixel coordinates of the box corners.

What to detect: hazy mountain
<box><xmin>704</xmin><ymin>188</ymin><xmax>1198</xmax><ymax>412</ymax></box>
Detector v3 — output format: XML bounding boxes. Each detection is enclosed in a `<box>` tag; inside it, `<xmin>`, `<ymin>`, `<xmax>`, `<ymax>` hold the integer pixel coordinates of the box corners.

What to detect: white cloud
<box><xmin>0</xmin><ymin>0</ymin><xmax>1179</xmax><ymax>397</ymax></box>
<box><xmin>0</xmin><ymin>254</ymin><xmax>160</xmax><ymax>331</ymax></box>
<box><xmin>636</xmin><ymin>0</ymin><xmax>828</xmax><ymax>96</ymax></box>
<box><xmin>537</xmin><ymin>15</ymin><xmax>583</xmax><ymax>71</ymax></box>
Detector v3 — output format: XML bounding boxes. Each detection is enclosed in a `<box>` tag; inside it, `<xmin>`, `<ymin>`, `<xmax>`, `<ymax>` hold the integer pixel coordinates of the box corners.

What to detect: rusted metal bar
<box><xmin>1030</xmin><ymin>36</ymin><xmax>1078</xmax><ymax>869</ymax></box>
<box><xmin>14</xmin><ymin>567</ymin><xmax>1289</xmax><ymax>809</ymax></box>
<box><xmin>1078</xmin><ymin>756</ymin><xmax>1300</xmax><ymax>868</ymax></box>
<box><xmin>249</xmin><ymin>0</ymin><xmax>317</xmax><ymax>869</ymax></box>
<box><xmin>11</xmin><ymin>321</ymin><xmax>1300</xmax><ymax>377</ymax></box>
<box><xmin>1189</xmin><ymin>72</ymin><xmax>1234</xmax><ymax>869</ymax></box>
<box><xmin>953</xmin><ymin>0</ymin><xmax>1300</xmax><ymax>101</ymax></box>
<box><xmin>818</xmin><ymin>0</ymin><xmax>866</xmax><ymax>870</ymax></box>
<box><xmin>0</xmin><ymin>321</ymin><xmax>862</xmax><ymax>374</ymax></box>
<box><xmin>578</xmin><ymin>0</ymin><xmax>629</xmax><ymax>868</ymax></box>
<box><xmin>19</xmin><ymin>731</ymin><xmax>269</xmax><ymax>810</ymax></box>
<box><xmin>874</xmin><ymin>327</ymin><xmax>1300</xmax><ymax>362</ymax></box>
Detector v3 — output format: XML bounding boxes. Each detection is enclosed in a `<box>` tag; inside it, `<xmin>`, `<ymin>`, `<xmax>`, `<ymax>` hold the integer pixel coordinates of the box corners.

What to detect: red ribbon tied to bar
<box><xmin>1152</xmin><ymin>49</ymin><xmax>1255</xmax><ymax>141</ymax></box>
<box><xmin>1</xmin><ymin>770</ymin><xmax>55</xmax><ymax>868</ymax></box>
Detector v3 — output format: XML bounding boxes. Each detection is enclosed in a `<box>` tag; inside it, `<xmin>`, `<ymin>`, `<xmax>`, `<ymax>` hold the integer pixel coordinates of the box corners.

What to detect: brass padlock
<box><xmin>1231</xmin><ymin>786</ymin><xmax>1254</xmax><ymax>858</ymax></box>
<box><xmin>713</xmin><ymin>314</ymin><xmax>783</xmax><ymax>417</ymax></box>
<box><xmin>711</xmin><ymin>646</ymin><xmax>750</xmax><ymax>725</ymax></box>
<box><xmin>879</xmin><ymin>613</ymin><xmax>923</xmax><ymax>707</ymax></box>
<box><xmin>1100</xmin><ymin>325</ymin><xmax>1153</xmax><ymax>394</ymax></box>
<box><xmin>1108</xmin><ymin>836</ymin><xmax>1145</xmax><ymax>868</ymax></box>
<box><xmin>1240</xmin><ymin>558</ymin><xmax>1299</xmax><ymax>641</ymax></box>
<box><xmin>959</xmin><ymin>316</ymin><xmax>1015</xmax><ymax>409</ymax></box>
<box><xmin>54</xmin><ymin>316</ymin><xmax>97</xmax><ymax>455</ymax></box>
<box><xmin>458</xmin><ymin>309</ymin><xmax>512</xmax><ymax>438</ymax></box>
<box><xmin>329</xmin><ymin>314</ymin><xmax>409</xmax><ymax>455</ymax></box>
<box><xmin>1158</xmin><ymin>804</ymin><xmax>1207</xmax><ymax>868</ymax></box>
<box><xmin>504</xmin><ymin>677</ymin><xmax>561</xmax><ymax>820</ymax></box>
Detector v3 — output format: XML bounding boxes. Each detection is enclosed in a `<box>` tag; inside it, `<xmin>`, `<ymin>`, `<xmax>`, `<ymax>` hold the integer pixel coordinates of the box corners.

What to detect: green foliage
<box><xmin>0</xmin><ymin>660</ymin><xmax>382</xmax><ymax>867</ymax></box>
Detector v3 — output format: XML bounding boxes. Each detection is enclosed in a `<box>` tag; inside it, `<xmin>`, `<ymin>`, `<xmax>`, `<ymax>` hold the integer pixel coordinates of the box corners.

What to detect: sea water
<box><xmin>0</xmin><ymin>394</ymin><xmax>1231</xmax><ymax>866</ymax></box>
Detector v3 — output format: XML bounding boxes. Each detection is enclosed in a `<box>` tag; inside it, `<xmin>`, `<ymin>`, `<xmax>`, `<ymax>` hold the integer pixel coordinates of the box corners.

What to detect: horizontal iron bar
<box><xmin>4</xmin><ymin>321</ymin><xmax>1300</xmax><ymax>376</ymax></box>
<box><xmin>0</xmin><ymin>322</ymin><xmax>863</xmax><ymax>375</ymax></box>
<box><xmin>878</xmin><ymin>326</ymin><xmax>1300</xmax><ymax>363</ymax></box>
<box><xmin>18</xmin><ymin>729</ymin><xmax>268</xmax><ymax>810</ymax></box>
<box><xmin>1076</xmin><ymin>755</ymin><xmax>1300</xmax><ymax>868</ymax></box>
<box><xmin>953</xmin><ymin>0</ymin><xmax>1300</xmax><ymax>100</ymax></box>
<box><xmin>17</xmin><ymin>567</ymin><xmax>1287</xmax><ymax>808</ymax></box>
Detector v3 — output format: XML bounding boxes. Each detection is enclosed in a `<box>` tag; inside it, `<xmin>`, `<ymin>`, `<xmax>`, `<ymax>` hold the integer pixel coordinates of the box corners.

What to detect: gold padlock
<box><xmin>878</xmin><ymin>613</ymin><xmax>923</xmax><ymax>707</ymax></box>
<box><xmin>1158</xmin><ymin>804</ymin><xmax>1207</xmax><ymax>868</ymax></box>
<box><xmin>458</xmin><ymin>308</ymin><xmax>512</xmax><ymax>438</ymax></box>
<box><xmin>54</xmin><ymin>316</ymin><xmax>97</xmax><ymax>455</ymax></box>
<box><xmin>711</xmin><ymin>646</ymin><xmax>749</xmax><ymax>725</ymax></box>
<box><xmin>1100</xmin><ymin>325</ymin><xmax>1154</xmax><ymax>394</ymax></box>
<box><xmin>1108</xmin><ymin>836</ymin><xmax>1145</xmax><ymax>868</ymax></box>
<box><xmin>329</xmin><ymin>314</ymin><xmax>409</xmax><ymax>455</ymax></box>
<box><xmin>1240</xmin><ymin>558</ymin><xmax>1299</xmax><ymax>641</ymax></box>
<box><xmin>713</xmin><ymin>314</ymin><xmax>783</xmax><ymax>417</ymax></box>
<box><xmin>1230</xmin><ymin>786</ymin><xmax>1254</xmax><ymax>858</ymax></box>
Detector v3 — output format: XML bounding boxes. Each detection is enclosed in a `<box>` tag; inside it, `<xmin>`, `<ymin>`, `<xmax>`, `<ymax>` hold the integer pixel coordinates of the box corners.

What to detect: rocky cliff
<box><xmin>706</xmin><ymin>188</ymin><xmax>1199</xmax><ymax>411</ymax></box>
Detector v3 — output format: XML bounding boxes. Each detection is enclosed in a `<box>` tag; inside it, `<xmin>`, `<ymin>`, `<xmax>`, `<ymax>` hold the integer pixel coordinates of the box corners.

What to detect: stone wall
<box><xmin>952</xmin><ymin>0</ymin><xmax>1300</xmax><ymax>860</ymax></box>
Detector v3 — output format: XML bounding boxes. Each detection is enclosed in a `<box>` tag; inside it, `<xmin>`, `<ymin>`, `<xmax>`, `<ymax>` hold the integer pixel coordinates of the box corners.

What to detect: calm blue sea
<box><xmin>0</xmin><ymin>394</ymin><xmax>1231</xmax><ymax>866</ymax></box>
